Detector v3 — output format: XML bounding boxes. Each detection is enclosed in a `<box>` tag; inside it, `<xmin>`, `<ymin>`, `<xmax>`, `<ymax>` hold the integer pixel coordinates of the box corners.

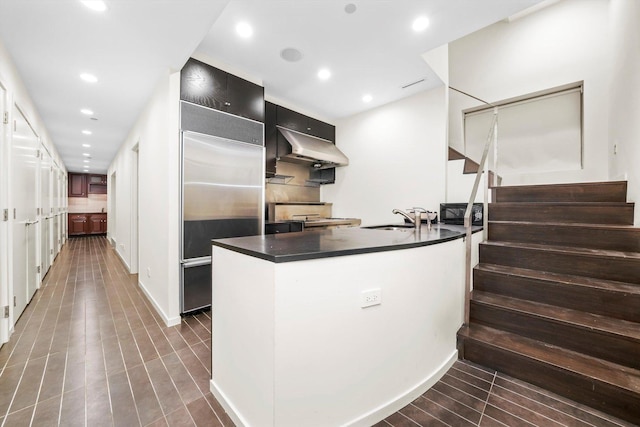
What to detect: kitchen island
<box><xmin>210</xmin><ymin>224</ymin><xmax>481</xmax><ymax>427</ymax></box>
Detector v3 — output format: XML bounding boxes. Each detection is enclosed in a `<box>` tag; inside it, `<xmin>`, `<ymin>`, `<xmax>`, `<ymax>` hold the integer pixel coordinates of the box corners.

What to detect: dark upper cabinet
<box><xmin>265</xmin><ymin>101</ymin><xmax>278</xmax><ymax>177</ymax></box>
<box><xmin>68</xmin><ymin>173</ymin><xmax>87</xmax><ymax>197</ymax></box>
<box><xmin>275</xmin><ymin>106</ymin><xmax>335</xmax><ymax>141</ymax></box>
<box><xmin>306</xmin><ymin>117</ymin><xmax>335</xmax><ymax>141</ymax></box>
<box><xmin>226</xmin><ymin>74</ymin><xmax>265</xmax><ymax>122</ymax></box>
<box><xmin>88</xmin><ymin>174</ymin><xmax>107</xmax><ymax>194</ymax></box>
<box><xmin>180</xmin><ymin>58</ymin><xmax>264</xmax><ymax>123</ymax></box>
<box><xmin>276</xmin><ymin>107</ymin><xmax>307</xmax><ymax>134</ymax></box>
<box><xmin>265</xmin><ymin>102</ymin><xmax>336</xmax><ymax>184</ymax></box>
<box><xmin>69</xmin><ymin>173</ymin><xmax>107</xmax><ymax>197</ymax></box>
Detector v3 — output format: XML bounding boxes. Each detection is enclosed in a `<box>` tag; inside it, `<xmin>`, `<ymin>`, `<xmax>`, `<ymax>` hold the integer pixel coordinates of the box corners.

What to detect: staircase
<box><xmin>457</xmin><ymin>181</ymin><xmax>640</xmax><ymax>425</ymax></box>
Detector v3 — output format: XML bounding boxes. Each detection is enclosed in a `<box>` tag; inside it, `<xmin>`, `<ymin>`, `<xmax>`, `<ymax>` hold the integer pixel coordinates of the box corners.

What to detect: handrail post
<box><xmin>463</xmin><ymin>109</ymin><xmax>498</xmax><ymax>326</ymax></box>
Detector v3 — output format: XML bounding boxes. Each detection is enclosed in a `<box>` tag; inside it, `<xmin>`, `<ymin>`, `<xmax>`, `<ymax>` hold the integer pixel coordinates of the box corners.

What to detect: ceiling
<box><xmin>0</xmin><ymin>0</ymin><xmax>543</xmax><ymax>174</ymax></box>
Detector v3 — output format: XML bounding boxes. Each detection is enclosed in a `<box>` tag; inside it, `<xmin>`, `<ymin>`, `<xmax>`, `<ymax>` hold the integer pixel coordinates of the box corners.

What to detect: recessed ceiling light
<box><xmin>81</xmin><ymin>108</ymin><xmax>94</xmax><ymax>115</ymax></box>
<box><xmin>317</xmin><ymin>68</ymin><xmax>331</xmax><ymax>80</ymax></box>
<box><xmin>362</xmin><ymin>94</ymin><xmax>373</xmax><ymax>103</ymax></box>
<box><xmin>82</xmin><ymin>130</ymin><xmax>92</xmax><ymax>135</ymax></box>
<box><xmin>83</xmin><ymin>153</ymin><xmax>91</xmax><ymax>157</ymax></box>
<box><xmin>412</xmin><ymin>15</ymin><xmax>430</xmax><ymax>32</ymax></box>
<box><xmin>235</xmin><ymin>22</ymin><xmax>253</xmax><ymax>38</ymax></box>
<box><xmin>280</xmin><ymin>48</ymin><xmax>303</xmax><ymax>62</ymax></box>
<box><xmin>80</xmin><ymin>0</ymin><xmax>107</xmax><ymax>12</ymax></box>
<box><xmin>80</xmin><ymin>73</ymin><xmax>98</xmax><ymax>83</ymax></box>
<box><xmin>82</xmin><ymin>144</ymin><xmax>91</xmax><ymax>148</ymax></box>
<box><xmin>83</xmin><ymin>160</ymin><xmax>90</xmax><ymax>163</ymax></box>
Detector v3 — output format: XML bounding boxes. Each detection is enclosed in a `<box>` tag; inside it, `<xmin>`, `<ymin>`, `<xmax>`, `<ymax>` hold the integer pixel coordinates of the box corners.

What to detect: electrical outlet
<box><xmin>360</xmin><ymin>289</ymin><xmax>381</xmax><ymax>308</ymax></box>
<box><xmin>147</xmin><ymin>267</ymin><xmax>151</xmax><ymax>278</ymax></box>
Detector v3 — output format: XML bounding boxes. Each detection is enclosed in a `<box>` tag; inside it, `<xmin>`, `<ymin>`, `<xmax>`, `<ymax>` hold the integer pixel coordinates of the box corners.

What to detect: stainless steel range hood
<box><xmin>277</xmin><ymin>126</ymin><xmax>349</xmax><ymax>169</ymax></box>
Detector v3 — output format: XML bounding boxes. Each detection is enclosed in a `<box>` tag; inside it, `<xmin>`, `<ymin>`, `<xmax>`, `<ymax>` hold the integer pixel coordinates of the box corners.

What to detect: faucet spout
<box><xmin>393</xmin><ymin>207</ymin><xmax>429</xmax><ymax>230</ymax></box>
<box><xmin>392</xmin><ymin>208</ymin><xmax>414</xmax><ymax>224</ymax></box>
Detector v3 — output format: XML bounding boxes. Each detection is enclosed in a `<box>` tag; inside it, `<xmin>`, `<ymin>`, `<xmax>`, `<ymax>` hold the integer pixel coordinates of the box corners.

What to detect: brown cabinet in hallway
<box><xmin>68</xmin><ymin>214</ymin><xmax>88</xmax><ymax>235</ymax></box>
<box><xmin>68</xmin><ymin>173</ymin><xmax>87</xmax><ymax>197</ymax></box>
<box><xmin>68</xmin><ymin>213</ymin><xmax>107</xmax><ymax>236</ymax></box>
<box><xmin>68</xmin><ymin>173</ymin><xmax>108</xmax><ymax>197</ymax></box>
<box><xmin>88</xmin><ymin>213</ymin><xmax>107</xmax><ymax>234</ymax></box>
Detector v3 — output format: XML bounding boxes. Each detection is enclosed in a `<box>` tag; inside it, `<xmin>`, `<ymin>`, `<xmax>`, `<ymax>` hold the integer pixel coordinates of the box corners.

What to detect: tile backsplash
<box><xmin>68</xmin><ymin>194</ymin><xmax>107</xmax><ymax>213</ymax></box>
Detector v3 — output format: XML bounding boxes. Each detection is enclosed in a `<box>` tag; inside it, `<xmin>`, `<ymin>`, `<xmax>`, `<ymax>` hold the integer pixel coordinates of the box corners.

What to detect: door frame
<box><xmin>0</xmin><ymin>80</ymin><xmax>9</xmax><ymax>345</ymax></box>
<box><xmin>130</xmin><ymin>143</ymin><xmax>139</xmax><ymax>274</ymax></box>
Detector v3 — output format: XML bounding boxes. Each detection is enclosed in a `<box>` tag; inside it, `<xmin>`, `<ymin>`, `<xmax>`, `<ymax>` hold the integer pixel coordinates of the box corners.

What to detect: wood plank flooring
<box><xmin>0</xmin><ymin>236</ymin><xmax>634</xmax><ymax>426</ymax></box>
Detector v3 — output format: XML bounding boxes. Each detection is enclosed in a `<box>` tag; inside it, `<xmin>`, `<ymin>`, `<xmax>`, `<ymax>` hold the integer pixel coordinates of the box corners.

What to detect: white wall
<box><xmin>323</xmin><ymin>86</ymin><xmax>446</xmax><ymax>226</ymax></box>
<box><xmin>448</xmin><ymin>0</ymin><xmax>610</xmax><ymax>186</ymax></box>
<box><xmin>108</xmin><ymin>71</ymin><xmax>181</xmax><ymax>326</ymax></box>
<box><xmin>608</xmin><ymin>0</ymin><xmax>640</xmax><ymax>225</ymax></box>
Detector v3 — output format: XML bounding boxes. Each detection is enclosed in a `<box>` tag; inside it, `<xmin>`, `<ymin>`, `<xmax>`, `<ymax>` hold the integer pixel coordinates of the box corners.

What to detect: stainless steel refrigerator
<box><xmin>180</xmin><ymin>101</ymin><xmax>264</xmax><ymax>314</ymax></box>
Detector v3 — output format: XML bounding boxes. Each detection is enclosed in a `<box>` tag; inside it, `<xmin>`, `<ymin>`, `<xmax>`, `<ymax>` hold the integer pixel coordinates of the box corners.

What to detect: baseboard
<box><xmin>138</xmin><ymin>279</ymin><xmax>181</xmax><ymax>327</ymax></box>
<box><xmin>210</xmin><ymin>380</ymin><xmax>250</xmax><ymax>427</ymax></box>
<box><xmin>346</xmin><ymin>350</ymin><xmax>458</xmax><ymax>427</ymax></box>
<box><xmin>115</xmin><ymin>246</ymin><xmax>131</xmax><ymax>273</ymax></box>
<box><xmin>210</xmin><ymin>350</ymin><xmax>458</xmax><ymax>427</ymax></box>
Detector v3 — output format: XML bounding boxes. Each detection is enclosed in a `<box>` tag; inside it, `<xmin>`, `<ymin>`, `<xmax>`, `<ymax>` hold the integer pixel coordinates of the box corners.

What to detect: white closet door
<box><xmin>11</xmin><ymin>105</ymin><xmax>39</xmax><ymax>318</ymax></box>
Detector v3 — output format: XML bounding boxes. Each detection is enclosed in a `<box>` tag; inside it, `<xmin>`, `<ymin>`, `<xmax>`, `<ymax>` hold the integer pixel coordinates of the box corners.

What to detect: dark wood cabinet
<box><xmin>68</xmin><ymin>213</ymin><xmax>107</xmax><ymax>236</ymax></box>
<box><xmin>265</xmin><ymin>102</ymin><xmax>336</xmax><ymax>183</ymax></box>
<box><xmin>180</xmin><ymin>58</ymin><xmax>264</xmax><ymax>122</ymax></box>
<box><xmin>69</xmin><ymin>173</ymin><xmax>107</xmax><ymax>196</ymax></box>
<box><xmin>88</xmin><ymin>174</ymin><xmax>107</xmax><ymax>194</ymax></box>
<box><xmin>88</xmin><ymin>213</ymin><xmax>107</xmax><ymax>234</ymax></box>
<box><xmin>68</xmin><ymin>173</ymin><xmax>87</xmax><ymax>197</ymax></box>
<box><xmin>69</xmin><ymin>214</ymin><xmax>88</xmax><ymax>235</ymax></box>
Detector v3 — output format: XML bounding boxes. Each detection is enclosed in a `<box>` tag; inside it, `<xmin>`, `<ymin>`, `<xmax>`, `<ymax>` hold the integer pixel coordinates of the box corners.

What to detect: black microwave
<box><xmin>439</xmin><ymin>203</ymin><xmax>483</xmax><ymax>226</ymax></box>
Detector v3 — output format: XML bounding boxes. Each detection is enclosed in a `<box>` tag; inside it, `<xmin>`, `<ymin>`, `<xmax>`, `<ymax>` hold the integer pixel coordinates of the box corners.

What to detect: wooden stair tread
<box><xmin>488</xmin><ymin>220</ymin><xmax>640</xmax><ymax>230</ymax></box>
<box><xmin>491</xmin><ymin>181</ymin><xmax>628</xmax><ymax>203</ymax></box>
<box><xmin>476</xmin><ymin>263</ymin><xmax>640</xmax><ymax>295</ymax></box>
<box><xmin>489</xmin><ymin>201</ymin><xmax>634</xmax><ymax>207</ymax></box>
<box><xmin>459</xmin><ymin>324</ymin><xmax>640</xmax><ymax>393</ymax></box>
<box><xmin>472</xmin><ymin>291</ymin><xmax>640</xmax><ymax>341</ymax></box>
<box><xmin>492</xmin><ymin>181</ymin><xmax>628</xmax><ymax>192</ymax></box>
<box><xmin>481</xmin><ymin>240</ymin><xmax>640</xmax><ymax>260</ymax></box>
<box><xmin>448</xmin><ymin>147</ymin><xmax>466</xmax><ymax>160</ymax></box>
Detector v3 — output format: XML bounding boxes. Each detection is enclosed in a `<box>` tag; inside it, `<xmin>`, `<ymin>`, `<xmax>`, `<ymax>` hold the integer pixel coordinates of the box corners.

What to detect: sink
<box><xmin>363</xmin><ymin>224</ymin><xmax>416</xmax><ymax>231</ymax></box>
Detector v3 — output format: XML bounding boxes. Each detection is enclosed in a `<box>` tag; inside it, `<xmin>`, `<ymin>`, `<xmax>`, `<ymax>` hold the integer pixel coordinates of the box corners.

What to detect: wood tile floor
<box><xmin>0</xmin><ymin>236</ymin><xmax>634</xmax><ymax>426</ymax></box>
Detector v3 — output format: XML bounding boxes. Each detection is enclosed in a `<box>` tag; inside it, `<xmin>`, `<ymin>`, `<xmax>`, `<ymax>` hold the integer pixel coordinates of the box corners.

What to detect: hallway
<box><xmin>0</xmin><ymin>236</ymin><xmax>231</xmax><ymax>426</ymax></box>
<box><xmin>0</xmin><ymin>237</ymin><xmax>634</xmax><ymax>426</ymax></box>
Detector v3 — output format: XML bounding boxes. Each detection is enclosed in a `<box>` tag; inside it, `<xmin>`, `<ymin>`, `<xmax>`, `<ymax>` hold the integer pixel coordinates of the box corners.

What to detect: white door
<box><xmin>0</xmin><ymin>83</ymin><xmax>9</xmax><ymax>345</ymax></box>
<box><xmin>40</xmin><ymin>146</ymin><xmax>51</xmax><ymax>276</ymax></box>
<box><xmin>53</xmin><ymin>166</ymin><xmax>61</xmax><ymax>255</ymax></box>
<box><xmin>11</xmin><ymin>105</ymin><xmax>39</xmax><ymax>320</ymax></box>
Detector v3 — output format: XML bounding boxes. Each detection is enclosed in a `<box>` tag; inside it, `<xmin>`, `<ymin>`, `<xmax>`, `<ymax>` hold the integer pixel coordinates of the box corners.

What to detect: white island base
<box><xmin>211</xmin><ymin>237</ymin><xmax>465</xmax><ymax>427</ymax></box>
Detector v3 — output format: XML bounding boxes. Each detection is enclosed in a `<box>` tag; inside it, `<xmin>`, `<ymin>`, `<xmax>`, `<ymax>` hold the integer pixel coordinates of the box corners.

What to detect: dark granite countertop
<box><xmin>212</xmin><ymin>223</ymin><xmax>482</xmax><ymax>263</ymax></box>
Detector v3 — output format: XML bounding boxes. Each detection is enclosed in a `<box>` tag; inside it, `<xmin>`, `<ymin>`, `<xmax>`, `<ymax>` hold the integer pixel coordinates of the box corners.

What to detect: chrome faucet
<box><xmin>392</xmin><ymin>207</ymin><xmax>428</xmax><ymax>230</ymax></box>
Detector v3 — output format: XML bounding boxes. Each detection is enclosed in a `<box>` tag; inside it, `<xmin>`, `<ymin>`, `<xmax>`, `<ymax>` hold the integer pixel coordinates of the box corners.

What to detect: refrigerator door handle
<box><xmin>181</xmin><ymin>256</ymin><xmax>212</xmax><ymax>268</ymax></box>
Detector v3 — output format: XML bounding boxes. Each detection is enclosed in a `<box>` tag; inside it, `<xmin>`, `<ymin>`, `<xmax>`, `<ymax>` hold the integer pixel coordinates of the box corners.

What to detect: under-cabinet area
<box><xmin>68</xmin><ymin>213</ymin><xmax>108</xmax><ymax>236</ymax></box>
